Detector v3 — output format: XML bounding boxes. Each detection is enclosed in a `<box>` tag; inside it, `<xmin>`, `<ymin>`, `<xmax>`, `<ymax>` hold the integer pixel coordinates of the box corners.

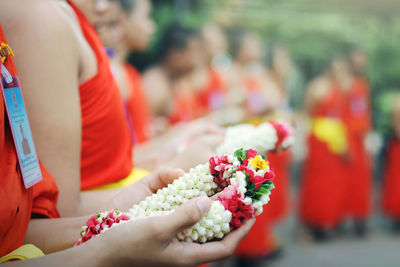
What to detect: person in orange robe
<box><xmin>0</xmin><ymin>26</ymin><xmax>59</xmax><ymax>257</ymax></box>
<box><xmin>226</xmin><ymin>30</ymin><xmax>270</xmax><ymax>120</ymax></box>
<box><xmin>5</xmin><ymin>0</ymin><xmax>196</xmax><ymax>218</ymax></box>
<box><xmin>382</xmin><ymin>94</ymin><xmax>400</xmax><ymax>233</ymax></box>
<box><xmin>299</xmin><ymin>58</ymin><xmax>352</xmax><ymax>242</ymax></box>
<box><xmin>344</xmin><ymin>48</ymin><xmax>372</xmax><ymax>236</ymax></box>
<box><xmin>95</xmin><ymin>1</ymin><xmax>224</xmax><ymax>174</ymax></box>
<box><xmin>190</xmin><ymin>25</ymin><xmax>229</xmax><ymax>116</ymax></box>
<box><xmin>143</xmin><ymin>24</ymin><xmax>203</xmax><ymax>124</ymax></box>
<box><xmin>98</xmin><ymin>0</ymin><xmax>155</xmax><ymax>144</ymax></box>
<box><xmin>234</xmin><ymin>44</ymin><xmax>293</xmax><ymax>265</ymax></box>
<box><xmin>264</xmin><ymin>44</ymin><xmax>293</xmax><ymax>224</ymax></box>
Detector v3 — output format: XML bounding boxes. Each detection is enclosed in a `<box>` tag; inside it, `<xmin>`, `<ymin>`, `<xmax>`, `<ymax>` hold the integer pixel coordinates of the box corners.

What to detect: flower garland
<box><xmin>216</xmin><ymin>121</ymin><xmax>294</xmax><ymax>155</ymax></box>
<box><xmin>76</xmin><ymin>148</ymin><xmax>275</xmax><ymax>245</ymax></box>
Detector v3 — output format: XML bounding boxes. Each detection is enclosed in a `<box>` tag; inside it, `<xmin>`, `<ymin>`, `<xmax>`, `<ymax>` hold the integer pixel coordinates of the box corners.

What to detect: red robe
<box><xmin>0</xmin><ymin>25</ymin><xmax>59</xmax><ymax>257</ymax></box>
<box><xmin>299</xmin><ymin>87</ymin><xmax>349</xmax><ymax>228</ymax></box>
<box><xmin>382</xmin><ymin>139</ymin><xmax>400</xmax><ymax>219</ymax></box>
<box><xmin>344</xmin><ymin>77</ymin><xmax>372</xmax><ymax>219</ymax></box>
<box><xmin>68</xmin><ymin>2</ymin><xmax>134</xmax><ymax>190</ymax></box>
<box><xmin>125</xmin><ymin>64</ymin><xmax>151</xmax><ymax>144</ymax></box>
<box><xmin>265</xmin><ymin>150</ymin><xmax>291</xmax><ymax>222</ymax></box>
<box><xmin>236</xmin><ymin>77</ymin><xmax>292</xmax><ymax>257</ymax></box>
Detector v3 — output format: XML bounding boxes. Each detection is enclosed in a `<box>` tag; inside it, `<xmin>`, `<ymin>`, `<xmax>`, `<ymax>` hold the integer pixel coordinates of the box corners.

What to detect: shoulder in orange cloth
<box><xmin>124</xmin><ymin>63</ymin><xmax>151</xmax><ymax>144</ymax></box>
<box><xmin>344</xmin><ymin>77</ymin><xmax>372</xmax><ymax>219</ymax></box>
<box><xmin>0</xmin><ymin>90</ymin><xmax>33</xmax><ymax>257</ymax></box>
<box><xmin>382</xmin><ymin>139</ymin><xmax>400</xmax><ymax>219</ymax></box>
<box><xmin>68</xmin><ymin>2</ymin><xmax>133</xmax><ymax>190</ymax></box>
<box><xmin>0</xmin><ymin>26</ymin><xmax>59</xmax><ymax>257</ymax></box>
<box><xmin>299</xmin><ymin>86</ymin><xmax>349</xmax><ymax>229</ymax></box>
<box><xmin>197</xmin><ymin>69</ymin><xmax>226</xmax><ymax>113</ymax></box>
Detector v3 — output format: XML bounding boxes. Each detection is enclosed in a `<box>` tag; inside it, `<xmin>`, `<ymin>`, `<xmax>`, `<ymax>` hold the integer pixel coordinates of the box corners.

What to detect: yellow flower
<box><xmin>249</xmin><ymin>155</ymin><xmax>269</xmax><ymax>170</ymax></box>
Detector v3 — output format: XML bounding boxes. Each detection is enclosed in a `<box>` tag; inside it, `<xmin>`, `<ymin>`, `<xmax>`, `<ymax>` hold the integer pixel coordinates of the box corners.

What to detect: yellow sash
<box><xmin>312</xmin><ymin>117</ymin><xmax>348</xmax><ymax>155</ymax></box>
<box><xmin>88</xmin><ymin>168</ymin><xmax>150</xmax><ymax>191</ymax></box>
<box><xmin>0</xmin><ymin>244</ymin><xmax>44</xmax><ymax>263</ymax></box>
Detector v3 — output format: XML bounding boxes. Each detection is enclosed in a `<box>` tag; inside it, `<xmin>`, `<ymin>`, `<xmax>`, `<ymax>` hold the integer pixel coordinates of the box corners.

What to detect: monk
<box><xmin>299</xmin><ymin>57</ymin><xmax>352</xmax><ymax>242</ymax></box>
<box><xmin>143</xmin><ymin>24</ymin><xmax>203</xmax><ymax>124</ymax></box>
<box><xmin>95</xmin><ymin>0</ymin><xmax>224</xmax><ymax>172</ymax></box>
<box><xmin>382</xmin><ymin>93</ymin><xmax>400</xmax><ymax>233</ymax></box>
<box><xmin>233</xmin><ymin>44</ymin><xmax>293</xmax><ymax>264</ymax></box>
<box><xmin>0</xmin><ymin>22</ymin><xmax>253</xmax><ymax>264</ymax></box>
<box><xmin>345</xmin><ymin>47</ymin><xmax>372</xmax><ymax>236</ymax></box>
<box><xmin>226</xmin><ymin>30</ymin><xmax>270</xmax><ymax>119</ymax></box>
<box><xmin>190</xmin><ymin>24</ymin><xmax>228</xmax><ymax>115</ymax></box>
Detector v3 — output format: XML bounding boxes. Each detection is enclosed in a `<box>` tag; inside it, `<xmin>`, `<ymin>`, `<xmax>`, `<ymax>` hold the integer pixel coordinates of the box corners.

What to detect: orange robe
<box><xmin>344</xmin><ymin>77</ymin><xmax>372</xmax><ymax>219</ymax></box>
<box><xmin>236</xmin><ymin>78</ymin><xmax>291</xmax><ymax>257</ymax></box>
<box><xmin>382</xmin><ymin>139</ymin><xmax>400</xmax><ymax>219</ymax></box>
<box><xmin>169</xmin><ymin>86</ymin><xmax>202</xmax><ymax>124</ymax></box>
<box><xmin>265</xmin><ymin>150</ymin><xmax>291</xmax><ymax>222</ymax></box>
<box><xmin>299</xmin><ymin>87</ymin><xmax>349</xmax><ymax>228</ymax></box>
<box><xmin>197</xmin><ymin>69</ymin><xmax>227</xmax><ymax>114</ymax></box>
<box><xmin>124</xmin><ymin>63</ymin><xmax>151</xmax><ymax>144</ymax></box>
<box><xmin>68</xmin><ymin>2</ymin><xmax>134</xmax><ymax>190</ymax></box>
<box><xmin>0</xmin><ymin>25</ymin><xmax>59</xmax><ymax>257</ymax></box>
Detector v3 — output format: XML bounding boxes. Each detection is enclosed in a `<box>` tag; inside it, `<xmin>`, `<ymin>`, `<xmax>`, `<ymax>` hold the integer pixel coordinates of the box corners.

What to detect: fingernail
<box><xmin>196</xmin><ymin>197</ymin><xmax>211</xmax><ymax>215</ymax></box>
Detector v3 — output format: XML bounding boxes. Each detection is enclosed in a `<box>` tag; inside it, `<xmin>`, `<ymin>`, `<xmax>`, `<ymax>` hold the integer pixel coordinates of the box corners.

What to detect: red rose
<box><xmin>218</xmin><ymin>185</ymin><xmax>255</xmax><ymax>229</ymax></box>
<box><xmin>249</xmin><ymin>175</ymin><xmax>265</xmax><ymax>190</ymax></box>
<box><xmin>264</xmin><ymin>169</ymin><xmax>275</xmax><ymax>181</ymax></box>
<box><xmin>246</xmin><ymin>149</ymin><xmax>257</xmax><ymax>159</ymax></box>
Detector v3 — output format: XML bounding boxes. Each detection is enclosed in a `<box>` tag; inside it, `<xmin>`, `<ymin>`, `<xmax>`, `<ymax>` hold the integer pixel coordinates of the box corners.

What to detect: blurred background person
<box><xmin>190</xmin><ymin>24</ymin><xmax>229</xmax><ymax>115</ymax></box>
<box><xmin>344</xmin><ymin>47</ymin><xmax>373</xmax><ymax>237</ymax></box>
<box><xmin>232</xmin><ymin>44</ymin><xmax>294</xmax><ymax>266</ymax></box>
<box><xmin>226</xmin><ymin>29</ymin><xmax>270</xmax><ymax>119</ymax></box>
<box><xmin>92</xmin><ymin>0</ymin><xmax>226</xmax><ymax>174</ymax></box>
<box><xmin>299</xmin><ymin>57</ymin><xmax>352</xmax><ymax>242</ymax></box>
<box><xmin>381</xmin><ymin>93</ymin><xmax>400</xmax><ymax>234</ymax></box>
<box><xmin>143</xmin><ymin>24</ymin><xmax>203</xmax><ymax>125</ymax></box>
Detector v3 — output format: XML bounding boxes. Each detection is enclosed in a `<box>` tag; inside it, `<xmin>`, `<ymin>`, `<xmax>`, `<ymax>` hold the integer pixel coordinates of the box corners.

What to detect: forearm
<box><xmin>24</xmin><ymin>217</ymin><xmax>88</xmax><ymax>254</ymax></box>
<box><xmin>8</xmin><ymin>237</ymin><xmax>109</xmax><ymax>267</ymax></box>
<box><xmin>79</xmin><ymin>185</ymin><xmax>144</xmax><ymax>215</ymax></box>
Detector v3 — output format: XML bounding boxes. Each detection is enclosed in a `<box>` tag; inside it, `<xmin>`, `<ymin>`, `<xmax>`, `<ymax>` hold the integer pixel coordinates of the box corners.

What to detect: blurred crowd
<box><xmin>1</xmin><ymin>0</ymin><xmax>399</xmax><ymax>266</ymax></box>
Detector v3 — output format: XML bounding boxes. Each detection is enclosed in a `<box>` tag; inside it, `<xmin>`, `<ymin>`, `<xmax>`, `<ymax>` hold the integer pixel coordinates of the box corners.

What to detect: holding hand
<box><xmin>94</xmin><ymin>197</ymin><xmax>254</xmax><ymax>266</ymax></box>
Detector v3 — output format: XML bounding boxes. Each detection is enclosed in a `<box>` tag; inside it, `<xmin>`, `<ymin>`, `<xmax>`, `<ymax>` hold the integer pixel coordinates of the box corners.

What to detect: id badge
<box><xmin>1</xmin><ymin>75</ymin><xmax>42</xmax><ymax>188</ymax></box>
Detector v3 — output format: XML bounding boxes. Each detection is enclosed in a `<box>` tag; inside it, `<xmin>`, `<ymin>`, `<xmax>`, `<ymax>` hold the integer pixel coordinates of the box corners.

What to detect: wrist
<box><xmin>82</xmin><ymin>236</ymin><xmax>115</xmax><ymax>267</ymax></box>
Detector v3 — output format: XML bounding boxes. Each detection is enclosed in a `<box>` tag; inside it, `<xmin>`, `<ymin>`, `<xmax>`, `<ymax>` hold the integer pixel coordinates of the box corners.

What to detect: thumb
<box><xmin>163</xmin><ymin>197</ymin><xmax>212</xmax><ymax>236</ymax></box>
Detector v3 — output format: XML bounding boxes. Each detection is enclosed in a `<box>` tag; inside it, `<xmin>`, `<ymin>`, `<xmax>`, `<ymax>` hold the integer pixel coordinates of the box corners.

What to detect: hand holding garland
<box><xmin>76</xmin><ymin>148</ymin><xmax>275</xmax><ymax>245</ymax></box>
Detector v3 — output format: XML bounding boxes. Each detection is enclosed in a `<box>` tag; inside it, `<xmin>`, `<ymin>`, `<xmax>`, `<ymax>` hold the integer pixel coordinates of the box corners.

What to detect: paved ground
<box><xmin>269</xmin><ymin>214</ymin><xmax>400</xmax><ymax>267</ymax></box>
<box><xmin>214</xmin><ymin>186</ymin><xmax>400</xmax><ymax>267</ymax></box>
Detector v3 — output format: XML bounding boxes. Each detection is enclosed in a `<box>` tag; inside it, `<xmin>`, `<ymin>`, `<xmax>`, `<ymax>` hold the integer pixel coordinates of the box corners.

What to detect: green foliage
<box><xmin>245</xmin><ymin>172</ymin><xmax>274</xmax><ymax>201</ymax></box>
<box><xmin>233</xmin><ymin>148</ymin><xmax>246</xmax><ymax>163</ymax></box>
